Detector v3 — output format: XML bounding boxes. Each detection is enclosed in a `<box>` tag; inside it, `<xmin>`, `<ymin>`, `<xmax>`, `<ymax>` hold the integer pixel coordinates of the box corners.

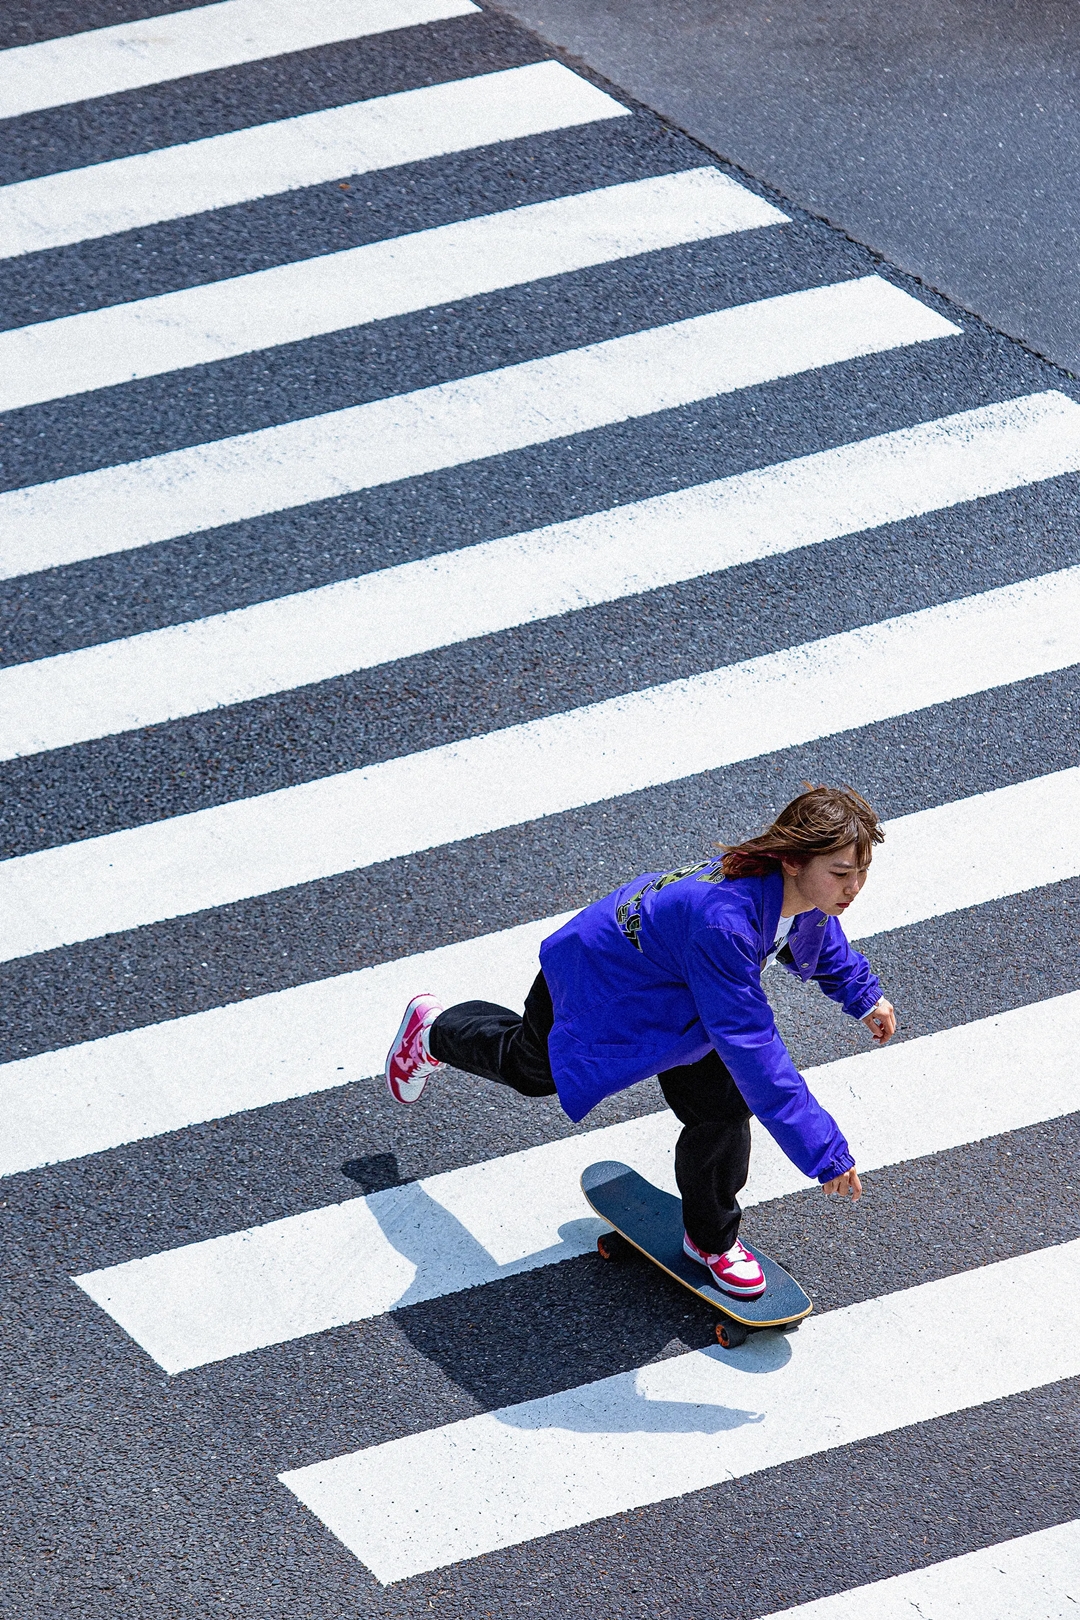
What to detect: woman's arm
<box><xmin>813</xmin><ymin>920</ymin><xmax>897</xmax><ymax>1044</ymax></box>
<box><xmin>811</xmin><ymin>917</ymin><xmax>891</xmax><ymax>1029</ymax></box>
<box><xmin>685</xmin><ymin>927</ymin><xmax>855</xmax><ymax>1184</ymax></box>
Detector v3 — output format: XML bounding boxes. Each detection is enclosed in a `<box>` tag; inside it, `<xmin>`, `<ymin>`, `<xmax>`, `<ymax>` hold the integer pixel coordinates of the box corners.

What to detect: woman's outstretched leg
<box><xmin>386</xmin><ymin>972</ymin><xmax>556</xmax><ymax>1102</ymax></box>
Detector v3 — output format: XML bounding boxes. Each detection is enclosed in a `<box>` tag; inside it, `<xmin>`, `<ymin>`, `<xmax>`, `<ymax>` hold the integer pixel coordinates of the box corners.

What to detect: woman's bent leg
<box><xmin>428</xmin><ymin>971</ymin><xmax>557</xmax><ymax>1097</ymax></box>
<box><xmin>658</xmin><ymin>1051</ymin><xmax>751</xmax><ymax>1254</ymax></box>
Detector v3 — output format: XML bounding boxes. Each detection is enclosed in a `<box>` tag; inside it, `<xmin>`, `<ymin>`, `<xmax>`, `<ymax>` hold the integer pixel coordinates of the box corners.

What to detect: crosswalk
<box><xmin>1</xmin><ymin>276</ymin><xmax>954</xmax><ymax>574</ymax></box>
<box><xmin>72</xmin><ymin>988</ymin><xmax>1080</xmax><ymax>1371</ymax></box>
<box><xmin>0</xmin><ymin>61</ymin><xmax>626</xmax><ymax>256</ymax></box>
<box><xmin>279</xmin><ymin>1240</ymin><xmax>1080</xmax><ymax>1581</ymax></box>
<box><xmin>762</xmin><ymin>1522</ymin><xmax>1080</xmax><ymax>1619</ymax></box>
<box><xmin>0</xmin><ymin>168</ymin><xmax>785</xmax><ymax>411</ymax></box>
<box><xmin>3</xmin><ymin>2</ymin><xmax>1078</xmax><ymax>1615</ymax></box>
<box><xmin>3</xmin><ymin>390</ymin><xmax>1076</xmax><ymax>755</ymax></box>
<box><xmin>4</xmin><ymin>571</ymin><xmax>1080</xmax><ymax>960</ymax></box>
<box><xmin>7</xmin><ymin>764</ymin><xmax>1080</xmax><ymax>1176</ymax></box>
<box><xmin>0</xmin><ymin>0</ymin><xmax>480</xmax><ymax>118</ymax></box>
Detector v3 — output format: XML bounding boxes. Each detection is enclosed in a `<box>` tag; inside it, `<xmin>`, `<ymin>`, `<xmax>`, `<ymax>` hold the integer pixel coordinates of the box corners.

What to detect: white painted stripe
<box><xmin>278</xmin><ymin>1239</ymin><xmax>1080</xmax><ymax>1582</ymax></box>
<box><xmin>5</xmin><ymin>763</ymin><xmax>1080</xmax><ymax>1178</ymax></box>
<box><xmin>3</xmin><ymin>390</ymin><xmax>1075</xmax><ymax>760</ymax></box>
<box><xmin>762</xmin><ymin>1520</ymin><xmax>1080</xmax><ymax>1620</ymax></box>
<box><xmin>0</xmin><ymin>564</ymin><xmax>1075</xmax><ymax>963</ymax></box>
<box><xmin>838</xmin><ymin>765</ymin><xmax>1080</xmax><ymax>940</ymax></box>
<box><xmin>75</xmin><ymin>1111</ymin><xmax>679</xmax><ymax>1372</ymax></box>
<box><xmin>74</xmin><ymin>987</ymin><xmax>1080</xmax><ymax>1372</ymax></box>
<box><xmin>0</xmin><ymin>275</ymin><xmax>955</xmax><ymax>578</ymax></box>
<box><xmin>0</xmin><ymin>169</ymin><xmax>785</xmax><ymax>412</ymax></box>
<box><xmin>0</xmin><ymin>61</ymin><xmax>626</xmax><ymax>260</ymax></box>
<box><xmin>0</xmin><ymin>912</ymin><xmax>574</xmax><ymax>1178</ymax></box>
<box><xmin>0</xmin><ymin>0</ymin><xmax>479</xmax><ymax>120</ymax></box>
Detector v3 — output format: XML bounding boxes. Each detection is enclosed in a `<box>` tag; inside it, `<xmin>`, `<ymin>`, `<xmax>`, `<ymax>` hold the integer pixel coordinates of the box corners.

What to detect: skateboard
<box><xmin>581</xmin><ymin>1159</ymin><xmax>812</xmax><ymax>1349</ymax></box>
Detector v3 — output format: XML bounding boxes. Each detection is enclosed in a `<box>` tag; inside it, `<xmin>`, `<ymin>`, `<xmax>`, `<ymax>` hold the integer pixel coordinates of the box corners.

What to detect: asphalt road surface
<box><xmin>492</xmin><ymin>0</ymin><xmax>1080</xmax><ymax>376</ymax></box>
<box><xmin>2</xmin><ymin>2</ymin><xmax>1079</xmax><ymax>1616</ymax></box>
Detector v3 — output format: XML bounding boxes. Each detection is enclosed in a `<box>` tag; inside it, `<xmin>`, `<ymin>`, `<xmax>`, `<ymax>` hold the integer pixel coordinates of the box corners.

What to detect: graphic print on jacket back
<box><xmin>615</xmin><ymin>859</ymin><xmax>726</xmax><ymax>951</ymax></box>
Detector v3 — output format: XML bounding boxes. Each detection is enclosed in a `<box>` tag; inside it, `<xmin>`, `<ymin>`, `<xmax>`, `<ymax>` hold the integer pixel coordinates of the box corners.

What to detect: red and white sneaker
<box><xmin>385</xmin><ymin>994</ymin><xmax>443</xmax><ymax>1104</ymax></box>
<box><xmin>683</xmin><ymin>1231</ymin><xmax>766</xmax><ymax>1299</ymax></box>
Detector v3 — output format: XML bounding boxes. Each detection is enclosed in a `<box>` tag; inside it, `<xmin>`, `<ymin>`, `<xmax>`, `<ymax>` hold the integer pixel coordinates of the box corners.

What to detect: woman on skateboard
<box><xmin>384</xmin><ymin>785</ymin><xmax>896</xmax><ymax>1301</ymax></box>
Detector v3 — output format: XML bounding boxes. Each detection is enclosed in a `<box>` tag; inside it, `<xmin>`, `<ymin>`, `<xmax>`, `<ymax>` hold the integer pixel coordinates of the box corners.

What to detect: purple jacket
<box><xmin>539</xmin><ymin>860</ymin><xmax>881</xmax><ymax>1183</ymax></box>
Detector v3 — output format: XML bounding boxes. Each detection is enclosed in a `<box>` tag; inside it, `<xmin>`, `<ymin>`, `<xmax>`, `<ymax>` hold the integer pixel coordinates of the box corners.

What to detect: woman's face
<box><xmin>782</xmin><ymin>843</ymin><xmax>869</xmax><ymax>915</ymax></box>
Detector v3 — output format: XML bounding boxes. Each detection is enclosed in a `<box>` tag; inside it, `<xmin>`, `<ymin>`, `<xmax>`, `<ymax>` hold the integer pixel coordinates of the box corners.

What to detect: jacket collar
<box><xmin>761</xmin><ymin>870</ymin><xmax>826</xmax><ymax>951</ymax></box>
<box><xmin>760</xmin><ymin>867</ymin><xmax>785</xmax><ymax>946</ymax></box>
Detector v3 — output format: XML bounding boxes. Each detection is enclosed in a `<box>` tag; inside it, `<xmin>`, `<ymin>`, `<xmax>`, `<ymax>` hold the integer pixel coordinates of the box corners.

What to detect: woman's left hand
<box><xmin>863</xmin><ymin>998</ymin><xmax>896</xmax><ymax>1045</ymax></box>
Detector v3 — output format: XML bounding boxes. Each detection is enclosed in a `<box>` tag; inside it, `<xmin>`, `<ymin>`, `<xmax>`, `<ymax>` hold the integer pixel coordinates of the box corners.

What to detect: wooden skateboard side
<box><xmin>581</xmin><ymin>1160</ymin><xmax>813</xmax><ymax>1333</ymax></box>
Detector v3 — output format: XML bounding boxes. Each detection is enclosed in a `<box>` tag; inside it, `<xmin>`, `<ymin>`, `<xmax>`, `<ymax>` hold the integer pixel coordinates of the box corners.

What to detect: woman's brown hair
<box><xmin>720</xmin><ymin>785</ymin><xmax>884</xmax><ymax>878</ymax></box>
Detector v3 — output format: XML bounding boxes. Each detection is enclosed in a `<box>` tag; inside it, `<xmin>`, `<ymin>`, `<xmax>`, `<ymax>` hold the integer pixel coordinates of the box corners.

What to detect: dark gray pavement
<box><xmin>491</xmin><ymin>0</ymin><xmax>1080</xmax><ymax>374</ymax></box>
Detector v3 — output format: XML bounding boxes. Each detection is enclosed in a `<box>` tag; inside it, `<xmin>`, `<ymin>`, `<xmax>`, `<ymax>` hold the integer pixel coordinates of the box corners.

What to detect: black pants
<box><xmin>429</xmin><ymin>973</ymin><xmax>752</xmax><ymax>1254</ymax></box>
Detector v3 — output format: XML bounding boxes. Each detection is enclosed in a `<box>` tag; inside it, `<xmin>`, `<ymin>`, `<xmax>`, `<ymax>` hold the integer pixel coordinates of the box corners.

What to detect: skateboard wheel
<box><xmin>716</xmin><ymin>1320</ymin><xmax>749</xmax><ymax>1349</ymax></box>
<box><xmin>596</xmin><ymin>1231</ymin><xmax>632</xmax><ymax>1262</ymax></box>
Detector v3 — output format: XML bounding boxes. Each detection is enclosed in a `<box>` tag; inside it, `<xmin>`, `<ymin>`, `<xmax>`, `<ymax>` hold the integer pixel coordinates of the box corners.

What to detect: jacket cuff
<box><xmin>818</xmin><ymin>1149</ymin><xmax>855</xmax><ymax>1183</ymax></box>
<box><xmin>849</xmin><ymin>988</ymin><xmax>883</xmax><ymax>1021</ymax></box>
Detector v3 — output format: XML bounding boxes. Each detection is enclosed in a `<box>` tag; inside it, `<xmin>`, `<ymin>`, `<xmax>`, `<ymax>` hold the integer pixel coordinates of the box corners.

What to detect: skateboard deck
<box><xmin>581</xmin><ymin>1159</ymin><xmax>812</xmax><ymax>1347</ymax></box>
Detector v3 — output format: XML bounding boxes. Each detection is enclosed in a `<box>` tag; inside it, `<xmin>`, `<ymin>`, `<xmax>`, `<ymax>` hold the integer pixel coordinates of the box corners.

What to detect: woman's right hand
<box><xmin>822</xmin><ymin>1167</ymin><xmax>863</xmax><ymax>1199</ymax></box>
